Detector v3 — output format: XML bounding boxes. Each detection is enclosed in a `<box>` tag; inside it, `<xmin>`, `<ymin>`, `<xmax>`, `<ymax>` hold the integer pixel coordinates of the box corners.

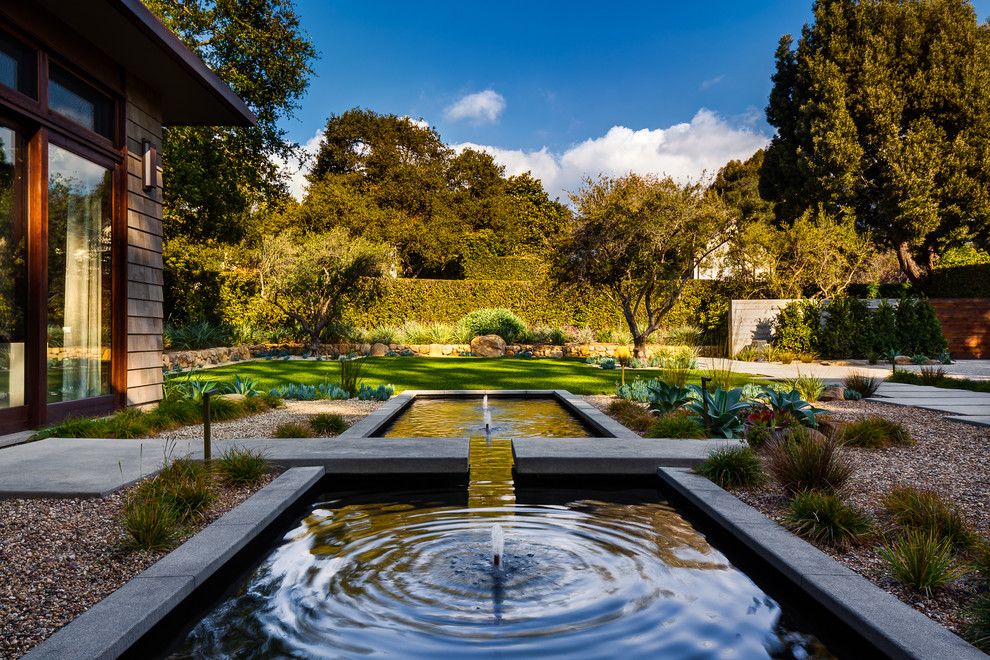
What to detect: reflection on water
<box><xmin>383</xmin><ymin>397</ymin><xmax>592</xmax><ymax>438</ymax></box>
<box><xmin>173</xmin><ymin>492</ymin><xmax>832</xmax><ymax>658</ymax></box>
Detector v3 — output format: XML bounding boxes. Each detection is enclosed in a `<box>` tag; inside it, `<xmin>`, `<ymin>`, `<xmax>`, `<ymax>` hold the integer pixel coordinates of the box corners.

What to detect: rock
<box><xmin>470</xmin><ymin>334</ymin><xmax>506</xmax><ymax>357</ymax></box>
<box><xmin>819</xmin><ymin>385</ymin><xmax>845</xmax><ymax>402</ymax></box>
<box><xmin>894</xmin><ymin>355</ymin><xmax>913</xmax><ymax>365</ymax></box>
<box><xmin>370</xmin><ymin>342</ymin><xmax>389</xmax><ymax>357</ymax></box>
<box><xmin>429</xmin><ymin>343</ymin><xmax>444</xmax><ymax>357</ymax></box>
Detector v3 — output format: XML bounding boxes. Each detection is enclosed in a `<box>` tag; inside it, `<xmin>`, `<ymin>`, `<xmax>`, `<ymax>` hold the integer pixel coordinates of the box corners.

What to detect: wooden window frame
<box><xmin>0</xmin><ymin>26</ymin><xmax>128</xmax><ymax>431</ymax></box>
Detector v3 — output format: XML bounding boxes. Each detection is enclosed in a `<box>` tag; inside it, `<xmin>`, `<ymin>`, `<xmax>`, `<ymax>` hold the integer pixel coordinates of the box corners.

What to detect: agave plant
<box><xmin>758</xmin><ymin>387</ymin><xmax>821</xmax><ymax>428</ymax></box>
<box><xmin>646</xmin><ymin>381</ymin><xmax>694</xmax><ymax>415</ymax></box>
<box><xmin>686</xmin><ymin>386</ymin><xmax>750</xmax><ymax>439</ymax></box>
<box><xmin>226</xmin><ymin>374</ymin><xmax>260</xmax><ymax>397</ymax></box>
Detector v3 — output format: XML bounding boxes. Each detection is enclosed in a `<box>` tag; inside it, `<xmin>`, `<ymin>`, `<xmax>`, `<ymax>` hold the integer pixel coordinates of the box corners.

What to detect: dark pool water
<box><xmin>172</xmin><ymin>491</ymin><xmax>832</xmax><ymax>659</ymax></box>
<box><xmin>382</xmin><ymin>397</ymin><xmax>593</xmax><ymax>438</ymax></box>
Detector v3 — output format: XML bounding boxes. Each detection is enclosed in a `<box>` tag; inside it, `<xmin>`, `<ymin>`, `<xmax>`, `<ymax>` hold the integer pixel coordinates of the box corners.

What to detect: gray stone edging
<box><xmin>513</xmin><ymin>437</ymin><xmax>742</xmax><ymax>473</ymax></box>
<box><xmin>24</xmin><ymin>466</ymin><xmax>326</xmax><ymax>660</ymax></box>
<box><xmin>657</xmin><ymin>467</ymin><xmax>986</xmax><ymax>660</ymax></box>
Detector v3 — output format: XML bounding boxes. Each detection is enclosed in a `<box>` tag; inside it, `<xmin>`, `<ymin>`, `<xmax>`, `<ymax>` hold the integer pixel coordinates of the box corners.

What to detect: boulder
<box><xmin>819</xmin><ymin>385</ymin><xmax>845</xmax><ymax>402</ymax></box>
<box><xmin>370</xmin><ymin>342</ymin><xmax>389</xmax><ymax>357</ymax></box>
<box><xmin>894</xmin><ymin>355</ymin><xmax>913</xmax><ymax>365</ymax></box>
<box><xmin>470</xmin><ymin>334</ymin><xmax>506</xmax><ymax>357</ymax></box>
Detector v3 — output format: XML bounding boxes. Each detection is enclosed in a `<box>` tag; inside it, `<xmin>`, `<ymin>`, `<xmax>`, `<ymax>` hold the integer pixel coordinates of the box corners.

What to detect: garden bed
<box><xmin>0</xmin><ymin>470</ymin><xmax>282</xmax><ymax>659</ymax></box>
<box><xmin>734</xmin><ymin>400</ymin><xmax>989</xmax><ymax>637</ymax></box>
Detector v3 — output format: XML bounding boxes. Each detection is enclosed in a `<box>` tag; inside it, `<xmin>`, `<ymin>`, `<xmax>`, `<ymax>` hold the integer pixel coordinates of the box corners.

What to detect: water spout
<box><xmin>491</xmin><ymin>523</ymin><xmax>504</xmax><ymax>567</ymax></box>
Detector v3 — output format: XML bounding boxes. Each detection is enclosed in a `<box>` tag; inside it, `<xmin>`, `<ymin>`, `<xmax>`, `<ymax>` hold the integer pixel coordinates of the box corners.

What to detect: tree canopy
<box><xmin>553</xmin><ymin>174</ymin><xmax>732</xmax><ymax>356</ymax></box>
<box><xmin>146</xmin><ymin>0</ymin><xmax>317</xmax><ymax>243</ymax></box>
<box><xmin>300</xmin><ymin>108</ymin><xmax>570</xmax><ymax>276</ymax></box>
<box><xmin>761</xmin><ymin>0</ymin><xmax>990</xmax><ymax>282</ymax></box>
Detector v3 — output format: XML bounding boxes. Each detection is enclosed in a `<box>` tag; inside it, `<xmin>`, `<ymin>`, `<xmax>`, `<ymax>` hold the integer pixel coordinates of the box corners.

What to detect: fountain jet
<box><xmin>491</xmin><ymin>523</ymin><xmax>504</xmax><ymax>567</ymax></box>
<box><xmin>483</xmin><ymin>396</ymin><xmax>493</xmax><ymax>446</ymax></box>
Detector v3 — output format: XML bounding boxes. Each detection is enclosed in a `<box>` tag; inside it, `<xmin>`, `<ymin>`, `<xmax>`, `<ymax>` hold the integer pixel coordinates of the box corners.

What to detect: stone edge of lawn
<box><xmin>657</xmin><ymin>467</ymin><xmax>986</xmax><ymax>660</ymax></box>
<box><xmin>22</xmin><ymin>466</ymin><xmax>326</xmax><ymax>660</ymax></box>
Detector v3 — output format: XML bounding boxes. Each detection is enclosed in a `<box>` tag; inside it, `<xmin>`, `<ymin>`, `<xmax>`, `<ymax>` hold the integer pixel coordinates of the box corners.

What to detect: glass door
<box><xmin>0</xmin><ymin>123</ymin><xmax>26</xmax><ymax>417</ymax></box>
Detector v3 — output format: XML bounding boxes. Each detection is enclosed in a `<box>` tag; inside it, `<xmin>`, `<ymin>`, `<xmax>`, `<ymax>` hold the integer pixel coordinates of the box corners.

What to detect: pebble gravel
<box><xmin>0</xmin><ymin>471</ymin><xmax>280</xmax><ymax>659</ymax></box>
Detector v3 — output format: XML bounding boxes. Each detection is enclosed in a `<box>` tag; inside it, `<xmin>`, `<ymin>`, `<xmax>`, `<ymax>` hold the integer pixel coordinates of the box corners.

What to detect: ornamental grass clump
<box><xmin>607</xmin><ymin>399</ymin><xmax>655</xmax><ymax>434</ymax></box>
<box><xmin>310</xmin><ymin>413</ymin><xmax>349</xmax><ymax>435</ymax></box>
<box><xmin>786</xmin><ymin>490</ymin><xmax>873</xmax><ymax>548</ymax></box>
<box><xmin>880</xmin><ymin>528</ymin><xmax>963</xmax><ymax>595</ymax></box>
<box><xmin>790</xmin><ymin>373</ymin><xmax>825</xmax><ymax>403</ymax></box>
<box><xmin>459</xmin><ymin>308</ymin><xmax>527</xmax><ymax>342</ymax></box>
<box><xmin>695</xmin><ymin>446</ymin><xmax>764</xmax><ymax>489</ymax></box>
<box><xmin>765</xmin><ymin>430</ymin><xmax>852</xmax><ymax>495</ymax></box>
<box><xmin>839</xmin><ymin>416</ymin><xmax>913</xmax><ymax>448</ymax></box>
<box><xmin>883</xmin><ymin>486</ymin><xmax>976</xmax><ymax>551</ymax></box>
<box><xmin>123</xmin><ymin>493</ymin><xmax>180</xmax><ymax>551</ymax></box>
<box><xmin>273</xmin><ymin>422</ymin><xmax>315</xmax><ymax>438</ymax></box>
<box><xmin>647</xmin><ymin>411</ymin><xmax>705</xmax><ymax>439</ymax></box>
<box><xmin>844</xmin><ymin>372</ymin><xmax>882</xmax><ymax>398</ymax></box>
<box><xmin>215</xmin><ymin>448</ymin><xmax>269</xmax><ymax>486</ymax></box>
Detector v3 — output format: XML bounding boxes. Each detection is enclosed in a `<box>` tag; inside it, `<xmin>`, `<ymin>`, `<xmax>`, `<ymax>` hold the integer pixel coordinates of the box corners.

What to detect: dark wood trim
<box><xmin>26</xmin><ymin>126</ymin><xmax>47</xmax><ymax>428</ymax></box>
<box><xmin>47</xmin><ymin>130</ymin><xmax>120</xmax><ymax>169</ymax></box>
<box><xmin>46</xmin><ymin>395</ymin><xmax>115</xmax><ymax>425</ymax></box>
<box><xmin>0</xmin><ymin>407</ymin><xmax>29</xmax><ymax>436</ymax></box>
<box><xmin>112</xmin><ymin>90</ymin><xmax>129</xmax><ymax>409</ymax></box>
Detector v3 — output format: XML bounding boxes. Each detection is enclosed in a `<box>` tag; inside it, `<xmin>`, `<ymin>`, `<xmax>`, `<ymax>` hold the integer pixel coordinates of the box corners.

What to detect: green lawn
<box><xmin>179</xmin><ymin>357</ymin><xmax>758</xmax><ymax>396</ymax></box>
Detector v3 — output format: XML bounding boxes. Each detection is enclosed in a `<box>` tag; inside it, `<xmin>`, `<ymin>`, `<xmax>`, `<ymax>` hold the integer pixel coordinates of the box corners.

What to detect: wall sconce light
<box><xmin>142</xmin><ymin>139</ymin><xmax>158</xmax><ymax>191</ymax></box>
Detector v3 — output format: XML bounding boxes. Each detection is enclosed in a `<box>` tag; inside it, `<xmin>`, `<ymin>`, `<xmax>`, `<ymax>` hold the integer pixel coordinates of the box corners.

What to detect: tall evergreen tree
<box><xmin>761</xmin><ymin>0</ymin><xmax>990</xmax><ymax>282</ymax></box>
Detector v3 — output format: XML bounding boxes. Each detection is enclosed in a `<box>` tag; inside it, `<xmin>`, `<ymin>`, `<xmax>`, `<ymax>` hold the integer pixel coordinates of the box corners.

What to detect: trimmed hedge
<box><xmin>921</xmin><ymin>264</ymin><xmax>990</xmax><ymax>298</ymax></box>
<box><xmin>462</xmin><ymin>255</ymin><xmax>547</xmax><ymax>281</ymax></box>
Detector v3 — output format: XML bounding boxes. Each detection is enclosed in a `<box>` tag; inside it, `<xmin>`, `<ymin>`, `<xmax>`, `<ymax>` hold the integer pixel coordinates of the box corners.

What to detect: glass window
<box><xmin>48</xmin><ymin>65</ymin><xmax>113</xmax><ymax>139</ymax></box>
<box><xmin>47</xmin><ymin>144</ymin><xmax>112</xmax><ymax>403</ymax></box>
<box><xmin>0</xmin><ymin>125</ymin><xmax>26</xmax><ymax>410</ymax></box>
<box><xmin>0</xmin><ymin>31</ymin><xmax>36</xmax><ymax>98</ymax></box>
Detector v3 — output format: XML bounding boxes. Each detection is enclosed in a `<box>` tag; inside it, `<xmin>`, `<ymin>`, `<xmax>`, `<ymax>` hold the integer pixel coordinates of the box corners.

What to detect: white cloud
<box><xmin>444</xmin><ymin>90</ymin><xmax>506</xmax><ymax>124</ymax></box>
<box><xmin>281</xmin><ymin>129</ymin><xmax>325</xmax><ymax>200</ymax></box>
<box><xmin>700</xmin><ymin>75</ymin><xmax>725</xmax><ymax>90</ymax></box>
<box><xmin>455</xmin><ymin>109</ymin><xmax>769</xmax><ymax>200</ymax></box>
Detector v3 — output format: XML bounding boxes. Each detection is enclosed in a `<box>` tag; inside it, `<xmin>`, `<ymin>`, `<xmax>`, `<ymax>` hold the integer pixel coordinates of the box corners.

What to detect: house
<box><xmin>0</xmin><ymin>0</ymin><xmax>254</xmax><ymax>433</ymax></box>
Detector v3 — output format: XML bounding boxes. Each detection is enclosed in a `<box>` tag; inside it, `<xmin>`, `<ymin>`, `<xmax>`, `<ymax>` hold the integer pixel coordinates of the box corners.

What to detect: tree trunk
<box><xmin>633</xmin><ymin>335</ymin><xmax>649</xmax><ymax>359</ymax></box>
<box><xmin>896</xmin><ymin>241</ymin><xmax>925</xmax><ymax>285</ymax></box>
<box><xmin>307</xmin><ymin>332</ymin><xmax>322</xmax><ymax>357</ymax></box>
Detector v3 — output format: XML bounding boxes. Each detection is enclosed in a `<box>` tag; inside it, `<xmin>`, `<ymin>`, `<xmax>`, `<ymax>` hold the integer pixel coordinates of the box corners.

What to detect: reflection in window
<box><xmin>47</xmin><ymin>144</ymin><xmax>112</xmax><ymax>403</ymax></box>
<box><xmin>0</xmin><ymin>126</ymin><xmax>26</xmax><ymax>410</ymax></box>
<box><xmin>0</xmin><ymin>30</ymin><xmax>36</xmax><ymax>97</ymax></box>
<box><xmin>49</xmin><ymin>65</ymin><xmax>113</xmax><ymax>138</ymax></box>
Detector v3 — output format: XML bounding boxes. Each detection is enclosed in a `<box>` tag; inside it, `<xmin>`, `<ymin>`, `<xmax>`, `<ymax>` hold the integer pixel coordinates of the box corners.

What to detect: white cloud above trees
<box><xmin>454</xmin><ymin>109</ymin><xmax>769</xmax><ymax>200</ymax></box>
<box><xmin>444</xmin><ymin>90</ymin><xmax>506</xmax><ymax>123</ymax></box>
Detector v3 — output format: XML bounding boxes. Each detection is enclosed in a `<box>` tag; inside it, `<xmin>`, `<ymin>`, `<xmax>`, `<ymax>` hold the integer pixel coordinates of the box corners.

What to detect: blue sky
<box><xmin>283</xmin><ymin>1</ymin><xmax>990</xmax><ymax>198</ymax></box>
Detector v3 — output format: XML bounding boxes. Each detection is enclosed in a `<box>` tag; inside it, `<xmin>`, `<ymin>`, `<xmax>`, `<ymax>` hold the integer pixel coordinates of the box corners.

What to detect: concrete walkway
<box><xmin>870</xmin><ymin>381</ymin><xmax>990</xmax><ymax>427</ymax></box>
<box><xmin>0</xmin><ymin>436</ymin><xmax>469</xmax><ymax>498</ymax></box>
<box><xmin>697</xmin><ymin>358</ymin><xmax>990</xmax><ymax>381</ymax></box>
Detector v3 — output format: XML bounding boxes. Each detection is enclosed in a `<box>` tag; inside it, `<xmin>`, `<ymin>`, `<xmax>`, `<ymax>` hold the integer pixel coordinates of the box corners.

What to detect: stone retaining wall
<box><xmin>162</xmin><ymin>341</ymin><xmax>681</xmax><ymax>371</ymax></box>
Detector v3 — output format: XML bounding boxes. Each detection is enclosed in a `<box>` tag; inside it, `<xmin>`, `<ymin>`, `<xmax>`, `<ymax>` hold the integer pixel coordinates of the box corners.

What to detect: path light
<box><xmin>614</xmin><ymin>345</ymin><xmax>631</xmax><ymax>386</ymax></box>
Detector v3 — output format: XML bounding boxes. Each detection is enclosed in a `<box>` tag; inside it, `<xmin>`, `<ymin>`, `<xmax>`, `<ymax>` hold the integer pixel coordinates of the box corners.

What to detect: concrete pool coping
<box><xmin>658</xmin><ymin>467</ymin><xmax>986</xmax><ymax>660</ymax></box>
<box><xmin>24</xmin><ymin>466</ymin><xmax>326</xmax><ymax>660</ymax></box>
<box><xmin>513</xmin><ymin>437</ymin><xmax>744</xmax><ymax>473</ymax></box>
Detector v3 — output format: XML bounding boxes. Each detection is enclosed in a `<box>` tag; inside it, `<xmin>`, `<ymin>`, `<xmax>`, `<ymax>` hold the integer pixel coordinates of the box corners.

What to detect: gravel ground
<box><xmin>156</xmin><ymin>399</ymin><xmax>383</xmax><ymax>440</ymax></box>
<box><xmin>586</xmin><ymin>394</ymin><xmax>990</xmax><ymax>636</ymax></box>
<box><xmin>0</xmin><ymin>470</ymin><xmax>281</xmax><ymax>659</ymax></box>
<box><xmin>735</xmin><ymin>400</ymin><xmax>989</xmax><ymax>636</ymax></box>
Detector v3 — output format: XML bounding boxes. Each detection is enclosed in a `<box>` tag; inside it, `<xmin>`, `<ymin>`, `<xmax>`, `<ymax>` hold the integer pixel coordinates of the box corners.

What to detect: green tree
<box><xmin>146</xmin><ymin>0</ymin><xmax>317</xmax><ymax>243</ymax></box>
<box><xmin>761</xmin><ymin>0</ymin><xmax>990</xmax><ymax>283</ymax></box>
<box><xmin>258</xmin><ymin>229</ymin><xmax>391</xmax><ymax>354</ymax></box>
<box><xmin>553</xmin><ymin>174</ymin><xmax>732</xmax><ymax>357</ymax></box>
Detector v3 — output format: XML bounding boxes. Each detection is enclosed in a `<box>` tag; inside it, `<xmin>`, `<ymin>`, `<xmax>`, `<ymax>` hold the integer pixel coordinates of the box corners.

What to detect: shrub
<box><xmin>101</xmin><ymin>409</ymin><xmax>152</xmax><ymax>438</ymax></box>
<box><xmin>869</xmin><ymin>300</ymin><xmax>899</xmax><ymax>356</ymax></box>
<box><xmin>310</xmin><ymin>413</ymin><xmax>348</xmax><ymax>435</ymax></box>
<box><xmin>840</xmin><ymin>416</ymin><xmax>913</xmax><ymax>448</ymax></box>
<box><xmin>843</xmin><ymin>388</ymin><xmax>862</xmax><ymax>401</ymax></box>
<box><xmin>607</xmin><ymin>399</ymin><xmax>655</xmax><ymax>434</ymax></box>
<box><xmin>967</xmin><ymin>592</ymin><xmax>990</xmax><ymax>652</ymax></box>
<box><xmin>647</xmin><ymin>411</ymin><xmax>705</xmax><ymax>438</ymax></box>
<box><xmin>844</xmin><ymin>372</ymin><xmax>881</xmax><ymax>398</ymax></box>
<box><xmin>459</xmin><ymin>308</ymin><xmax>527</xmax><ymax>342</ymax></box>
<box><xmin>883</xmin><ymin>487</ymin><xmax>975</xmax><ymax>550</ymax></box>
<box><xmin>273</xmin><ymin>422</ymin><xmax>314</xmax><ymax>438</ymax></box>
<box><xmin>797</xmin><ymin>351</ymin><xmax>818</xmax><ymax>363</ymax></box>
<box><xmin>818</xmin><ymin>295</ymin><xmax>870</xmax><ymax>359</ymax></box>
<box><xmin>616</xmin><ymin>378</ymin><xmax>653</xmax><ymax>402</ymax></box>
<box><xmin>357</xmin><ymin>384</ymin><xmax>394</xmax><ymax>401</ymax></box>
<box><xmin>786</xmin><ymin>490</ymin><xmax>873</xmax><ymax>547</ymax></box>
<box><xmin>215</xmin><ymin>448</ymin><xmax>269</xmax><ymax>486</ymax></box>
<box><xmin>895</xmin><ymin>296</ymin><xmax>947</xmax><ymax>357</ymax></box>
<box><xmin>122</xmin><ymin>493</ymin><xmax>180</xmax><ymax>551</ymax></box>
<box><xmin>685</xmin><ymin>386</ymin><xmax>749</xmax><ymax>439</ymax></box>
<box><xmin>771</xmin><ymin>302</ymin><xmax>815</xmax><ymax>353</ymax></box>
<box><xmin>880</xmin><ymin>528</ymin><xmax>963</xmax><ymax>595</ymax></box>
<box><xmin>164</xmin><ymin>320</ymin><xmax>229</xmax><ymax>350</ymax></box>
<box><xmin>765</xmin><ymin>430</ymin><xmax>853</xmax><ymax>495</ymax></box>
<box><xmin>735</xmin><ymin>345</ymin><xmax>762</xmax><ymax>362</ymax></box>
<box><xmin>790</xmin><ymin>373</ymin><xmax>825</xmax><ymax>403</ymax></box>
<box><xmin>695</xmin><ymin>446</ymin><xmax>764</xmax><ymax>489</ymax></box>
<box><xmin>758</xmin><ymin>387</ymin><xmax>820</xmax><ymax>428</ymax></box>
